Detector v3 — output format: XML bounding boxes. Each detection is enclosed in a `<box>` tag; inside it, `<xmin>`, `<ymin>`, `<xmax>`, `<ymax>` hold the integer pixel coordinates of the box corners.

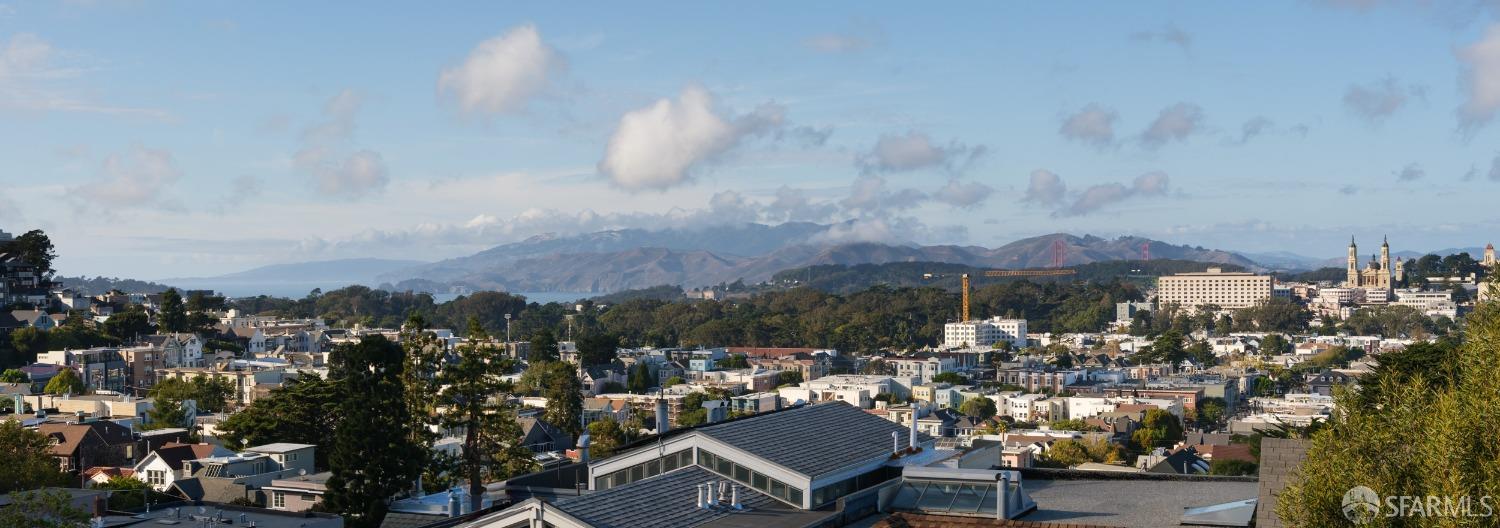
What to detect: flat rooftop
<box><xmin>1017</xmin><ymin>477</ymin><xmax>1257</xmax><ymax>527</ymax></box>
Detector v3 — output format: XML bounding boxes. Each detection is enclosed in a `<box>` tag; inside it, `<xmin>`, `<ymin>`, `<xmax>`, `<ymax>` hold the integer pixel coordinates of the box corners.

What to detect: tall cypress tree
<box><xmin>324</xmin><ymin>336</ymin><xmax>423</xmax><ymax>528</ymax></box>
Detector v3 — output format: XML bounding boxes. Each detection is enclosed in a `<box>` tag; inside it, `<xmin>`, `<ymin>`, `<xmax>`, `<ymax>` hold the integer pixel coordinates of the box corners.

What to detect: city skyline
<box><xmin>5</xmin><ymin>2</ymin><xmax>1500</xmax><ymax>278</ymax></box>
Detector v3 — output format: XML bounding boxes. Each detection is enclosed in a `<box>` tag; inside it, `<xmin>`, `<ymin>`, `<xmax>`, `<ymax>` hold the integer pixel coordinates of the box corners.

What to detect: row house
<box><xmin>995</xmin><ymin>368</ymin><xmax>1084</xmax><ymax>393</ymax></box>
<box><xmin>745</xmin><ymin>355</ymin><xmax>830</xmax><ymax>383</ymax></box>
<box><xmin>37</xmin><ymin>348</ymin><xmax>128</xmax><ymax>394</ymax></box>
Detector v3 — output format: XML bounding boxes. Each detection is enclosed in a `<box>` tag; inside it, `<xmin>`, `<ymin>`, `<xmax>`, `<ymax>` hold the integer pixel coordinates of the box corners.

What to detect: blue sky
<box><xmin>4</xmin><ymin>1</ymin><xmax>1500</xmax><ymax>279</ymax></box>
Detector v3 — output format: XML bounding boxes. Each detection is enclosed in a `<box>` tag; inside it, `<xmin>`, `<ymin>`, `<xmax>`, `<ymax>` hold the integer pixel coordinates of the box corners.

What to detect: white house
<box><xmin>133</xmin><ymin>442</ymin><xmax>235</xmax><ymax>492</ymax></box>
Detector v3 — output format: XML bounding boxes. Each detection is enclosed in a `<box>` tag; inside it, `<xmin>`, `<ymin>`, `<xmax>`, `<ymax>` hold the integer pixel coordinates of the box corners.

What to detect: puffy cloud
<box><xmin>438</xmin><ymin>24</ymin><xmax>561</xmax><ymax>116</ymax></box>
<box><xmin>1129</xmin><ymin>24</ymin><xmax>1192</xmax><ymax>52</ymax></box>
<box><xmin>841</xmin><ymin>174</ymin><xmax>927</xmax><ymax>213</ymax></box>
<box><xmin>1458</xmin><ymin>24</ymin><xmax>1500</xmax><ymax>133</ymax></box>
<box><xmin>599</xmin><ymin>85</ymin><xmax>789</xmax><ymax>191</ymax></box>
<box><xmin>1395</xmin><ymin>163</ymin><xmax>1425</xmax><ymax>182</ymax></box>
<box><xmin>1343</xmin><ymin>77</ymin><xmax>1419</xmax><ymax>123</ymax></box>
<box><xmin>765</xmin><ymin>186</ymin><xmax>838</xmax><ymax>223</ymax></box>
<box><xmin>1140</xmin><ymin>102</ymin><xmax>1205</xmax><ymax>148</ymax></box>
<box><xmin>1023</xmin><ymin>169</ymin><xmax>1067</xmax><ymax>205</ymax></box>
<box><xmin>69</xmin><ymin>145</ymin><xmax>182</xmax><ymax>207</ymax></box>
<box><xmin>1059</xmin><ymin>103</ymin><xmax>1118</xmax><ymax>147</ymax></box>
<box><xmin>855</xmin><ymin>131</ymin><xmax>985</xmax><ymax>173</ymax></box>
<box><xmin>0</xmin><ymin>32</ymin><xmax>50</xmax><ymax>79</ymax></box>
<box><xmin>294</xmin><ymin>90</ymin><xmax>390</xmax><ymax>198</ymax></box>
<box><xmin>932</xmin><ymin>179</ymin><xmax>995</xmax><ymax>208</ymax></box>
<box><xmin>1026</xmin><ymin>170</ymin><xmax>1171</xmax><ymax>217</ymax></box>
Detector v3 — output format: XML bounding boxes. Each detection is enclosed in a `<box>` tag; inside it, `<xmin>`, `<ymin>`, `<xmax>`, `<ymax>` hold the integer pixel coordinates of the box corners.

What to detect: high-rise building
<box><xmin>1156</xmin><ymin>268</ymin><xmax>1274</xmax><ymax>312</ymax></box>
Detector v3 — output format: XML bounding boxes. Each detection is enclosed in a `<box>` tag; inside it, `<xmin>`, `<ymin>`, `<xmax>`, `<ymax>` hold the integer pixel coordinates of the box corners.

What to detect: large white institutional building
<box><xmin>943</xmin><ymin>317</ymin><xmax>1027</xmax><ymax>349</ymax></box>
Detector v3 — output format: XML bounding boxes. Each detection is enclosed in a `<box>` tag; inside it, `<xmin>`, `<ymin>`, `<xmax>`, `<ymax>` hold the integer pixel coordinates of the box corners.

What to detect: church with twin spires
<box><xmin>1345</xmin><ymin>236</ymin><xmax>1400</xmax><ymax>290</ymax></box>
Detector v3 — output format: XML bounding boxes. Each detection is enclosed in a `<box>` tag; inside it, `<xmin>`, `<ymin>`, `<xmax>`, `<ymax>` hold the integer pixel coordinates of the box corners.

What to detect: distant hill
<box><xmin>770</xmin><ymin>259</ymin><xmax>1245</xmax><ymax>294</ymax></box>
<box><xmin>371</xmin><ymin>225</ymin><xmax>1264</xmax><ymax>294</ymax></box>
<box><xmin>163</xmin><ymin>258</ymin><xmax>427</xmax><ymax>297</ymax></box>
<box><xmin>55</xmin><ymin>276</ymin><xmax>173</xmax><ymax>295</ymax></box>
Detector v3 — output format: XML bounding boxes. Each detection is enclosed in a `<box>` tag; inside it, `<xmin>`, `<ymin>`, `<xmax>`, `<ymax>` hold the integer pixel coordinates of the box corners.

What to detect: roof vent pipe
<box><xmin>909</xmin><ymin>409</ymin><xmax>918</xmax><ymax>450</ymax></box>
<box><xmin>718</xmin><ymin>481</ymin><xmax>728</xmax><ymax>505</ymax></box>
<box><xmin>697</xmin><ymin>484</ymin><xmax>707</xmax><ymax>509</ymax></box>
<box><xmin>891</xmin><ymin>431</ymin><xmax>899</xmax><ymax>455</ymax></box>
<box><xmin>731</xmin><ymin>484</ymin><xmax>742</xmax><ymax>510</ymax></box>
<box><xmin>706</xmin><ymin>482</ymin><xmax>718</xmax><ymax>507</ymax></box>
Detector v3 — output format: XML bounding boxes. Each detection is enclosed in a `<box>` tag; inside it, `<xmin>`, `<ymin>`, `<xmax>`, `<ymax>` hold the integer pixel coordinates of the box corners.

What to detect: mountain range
<box><xmin>370</xmin><ymin>224</ymin><xmax>1262</xmax><ymax>294</ymax></box>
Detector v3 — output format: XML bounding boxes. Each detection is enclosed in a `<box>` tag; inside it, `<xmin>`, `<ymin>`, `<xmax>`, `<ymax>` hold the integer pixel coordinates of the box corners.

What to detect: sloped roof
<box><xmin>149</xmin><ymin>442</ymin><xmax>231</xmax><ymax>471</ymax></box>
<box><xmin>696</xmin><ymin>401</ymin><xmax>932</xmax><ymax>479</ymax></box>
<box><xmin>554</xmin><ymin>466</ymin><xmax>782</xmax><ymax>528</ymax></box>
<box><xmin>36</xmin><ymin>421</ymin><xmax>134</xmax><ymax>456</ymax></box>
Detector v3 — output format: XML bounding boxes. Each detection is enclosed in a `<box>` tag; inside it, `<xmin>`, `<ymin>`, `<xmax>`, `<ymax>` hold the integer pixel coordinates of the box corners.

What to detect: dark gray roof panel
<box><xmin>555</xmin><ymin>467</ymin><xmax>780</xmax><ymax>528</ymax></box>
<box><xmin>697</xmin><ymin>402</ymin><xmax>931</xmax><ymax>478</ymax></box>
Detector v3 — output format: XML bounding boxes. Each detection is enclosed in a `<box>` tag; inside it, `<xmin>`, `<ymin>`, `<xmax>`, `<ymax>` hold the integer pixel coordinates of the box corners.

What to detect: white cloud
<box><xmin>855</xmin><ymin>131</ymin><xmax>984</xmax><ymax>173</ymax></box>
<box><xmin>1023</xmin><ymin>169</ymin><xmax>1067</xmax><ymax>205</ymax></box>
<box><xmin>1028</xmin><ymin>170</ymin><xmax>1171</xmax><ymax>217</ymax></box>
<box><xmin>69</xmin><ymin>145</ymin><xmax>182</xmax><ymax>207</ymax></box>
<box><xmin>599</xmin><ymin>85</ymin><xmax>785</xmax><ymax>191</ymax></box>
<box><xmin>0</xmin><ymin>32</ymin><xmax>170</xmax><ymax>119</ymax></box>
<box><xmin>765</xmin><ymin>186</ymin><xmax>838</xmax><ymax>223</ymax></box>
<box><xmin>438</xmin><ymin>24</ymin><xmax>562</xmax><ymax>116</ymax></box>
<box><xmin>1458</xmin><ymin>24</ymin><xmax>1500</xmax><ymax>133</ymax></box>
<box><xmin>1059</xmin><ymin>104</ymin><xmax>1118</xmax><ymax>147</ymax></box>
<box><xmin>932</xmin><ymin>179</ymin><xmax>995</xmax><ymax>208</ymax></box>
<box><xmin>294</xmin><ymin>90</ymin><xmax>390</xmax><ymax>198</ymax></box>
<box><xmin>1140</xmin><ymin>102</ymin><xmax>1205</xmax><ymax>148</ymax></box>
<box><xmin>802</xmin><ymin>22</ymin><xmax>883</xmax><ymax>54</ymax></box>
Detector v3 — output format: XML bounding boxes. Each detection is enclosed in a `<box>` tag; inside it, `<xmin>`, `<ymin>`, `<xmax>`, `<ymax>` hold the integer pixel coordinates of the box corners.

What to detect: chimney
<box><xmin>577</xmin><ymin>433</ymin><xmax>591</xmax><ymax>464</ymax></box>
<box><xmin>909</xmin><ymin>408</ymin><xmax>918</xmax><ymax>450</ymax></box>
<box><xmin>655</xmin><ymin>398</ymin><xmax>669</xmax><ymax>434</ymax></box>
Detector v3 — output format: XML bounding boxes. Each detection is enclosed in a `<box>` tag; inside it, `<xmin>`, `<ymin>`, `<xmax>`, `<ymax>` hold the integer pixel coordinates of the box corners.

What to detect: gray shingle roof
<box><xmin>554</xmin><ymin>466</ymin><xmax>780</xmax><ymax>528</ymax></box>
<box><xmin>696</xmin><ymin>402</ymin><xmax>931</xmax><ymax>479</ymax></box>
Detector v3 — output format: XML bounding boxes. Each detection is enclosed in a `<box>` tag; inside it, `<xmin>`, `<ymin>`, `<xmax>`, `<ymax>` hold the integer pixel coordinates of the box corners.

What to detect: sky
<box><xmin>4</xmin><ymin>1</ymin><xmax>1500</xmax><ymax>279</ymax></box>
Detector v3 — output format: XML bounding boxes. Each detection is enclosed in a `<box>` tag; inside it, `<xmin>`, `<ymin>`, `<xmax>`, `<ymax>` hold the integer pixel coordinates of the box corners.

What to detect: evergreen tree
<box><xmin>159</xmin><ymin>289</ymin><xmax>187</xmax><ymax>333</ymax></box>
<box><xmin>0</xmin><ymin>420</ymin><xmax>66</xmax><ymax>493</ymax></box>
<box><xmin>528</xmin><ymin>329</ymin><xmax>559</xmax><ymax>362</ymax></box>
<box><xmin>218</xmin><ymin>377</ymin><xmax>340</xmax><ymax>468</ymax></box>
<box><xmin>324</xmin><ymin>336</ymin><xmax>423</xmax><ymax>528</ymax></box>
<box><xmin>399</xmin><ymin>315</ymin><xmax>444</xmax><ymax>491</ymax></box>
<box><xmin>626</xmin><ymin>361</ymin><xmax>651</xmax><ymax>393</ymax></box>
<box><xmin>438</xmin><ymin>322</ymin><xmax>535</xmax><ymax>512</ymax></box>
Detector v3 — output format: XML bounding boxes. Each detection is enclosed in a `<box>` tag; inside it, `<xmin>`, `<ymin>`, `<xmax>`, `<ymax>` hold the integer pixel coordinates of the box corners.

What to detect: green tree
<box><xmin>325</xmin><ymin>337</ymin><xmax>424</xmax><ymax>528</ymax></box>
<box><xmin>1187</xmin><ymin>340</ymin><xmax>1215</xmax><ymax>367</ymax></box>
<box><xmin>626</xmin><ymin>362</ymin><xmax>652</xmax><ymax>393</ymax></box>
<box><xmin>0</xmin><ymin>489</ymin><xmax>89</xmax><ymax>528</ymax></box>
<box><xmin>0</xmin><ymin>369</ymin><xmax>27</xmax><ymax>383</ymax></box>
<box><xmin>586</xmin><ymin>417</ymin><xmax>628</xmax><ymax>458</ymax></box>
<box><xmin>218</xmin><ymin>377</ymin><xmax>340</xmax><ymax>468</ymax></box>
<box><xmin>528</xmin><ymin>328</ymin><xmax>559</xmax><ymax>362</ymax></box>
<box><xmin>1258</xmin><ymin>333</ymin><xmax>1290</xmax><ymax>357</ymax></box>
<box><xmin>959</xmin><ymin>396</ymin><xmax>997</xmax><ymax>419</ymax></box>
<box><xmin>1277</xmin><ymin>302</ymin><xmax>1500</xmax><ymax>525</ymax></box>
<box><xmin>931</xmin><ymin>372</ymin><xmax>964</xmax><ymax>384</ymax></box>
<box><xmin>1196</xmin><ymin>397</ymin><xmax>1228</xmax><ymax>429</ymax></box>
<box><xmin>11</xmin><ymin>326</ymin><xmax>46</xmax><ymax>365</ymax></box>
<box><xmin>97</xmin><ymin>474</ymin><xmax>153</xmax><ymax>510</ymax></box>
<box><xmin>517</xmin><ymin>361</ymin><xmax>583</xmax><ymax>438</ymax></box>
<box><xmin>159</xmin><ymin>289</ymin><xmax>188</xmax><ymax>333</ymax></box>
<box><xmin>439</xmin><ymin>327</ymin><xmax>535</xmax><ymax>513</ymax></box>
<box><xmin>145</xmin><ymin>396</ymin><xmax>188</xmax><ymax>430</ymax></box>
<box><xmin>1208</xmin><ymin>459</ymin><xmax>1257</xmax><ymax>476</ymax></box>
<box><xmin>1131</xmin><ymin>409</ymin><xmax>1183</xmax><ymax>450</ymax></box>
<box><xmin>576</xmin><ymin>333</ymin><xmax>621</xmax><ymax>366</ymax></box>
<box><xmin>0</xmin><ymin>420</ymin><xmax>66</xmax><ymax>493</ymax></box>
<box><xmin>102</xmin><ymin>308</ymin><xmax>155</xmax><ymax>342</ymax></box>
<box><xmin>400</xmin><ymin>314</ymin><xmax>445</xmax><ymax>487</ymax></box>
<box><xmin>663</xmin><ymin>376</ymin><xmax>684</xmax><ymax>388</ymax></box>
<box><xmin>5</xmin><ymin>230</ymin><xmax>58</xmax><ymax>276</ymax></box>
<box><xmin>1147</xmin><ymin>330</ymin><xmax>1186</xmax><ymax>368</ymax></box>
<box><xmin>1049</xmin><ymin>419</ymin><xmax>1101</xmax><ymax>432</ymax></box>
<box><xmin>777</xmin><ymin>370</ymin><xmax>803</xmax><ymax>387</ymax></box>
<box><xmin>43</xmin><ymin>368</ymin><xmax>83</xmax><ymax>395</ymax></box>
<box><xmin>150</xmin><ymin>377</ymin><xmax>234</xmax><ymax>413</ymax></box>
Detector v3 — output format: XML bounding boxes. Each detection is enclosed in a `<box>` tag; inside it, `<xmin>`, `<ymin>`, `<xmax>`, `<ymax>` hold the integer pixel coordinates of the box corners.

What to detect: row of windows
<box><xmin>811</xmin><ymin>465</ymin><xmax>903</xmax><ymax>507</ymax></box>
<box><xmin>593</xmin><ymin>449</ymin><xmax>694</xmax><ymax>490</ymax></box>
<box><xmin>699</xmin><ymin>449</ymin><xmax>803</xmax><ymax>506</ymax></box>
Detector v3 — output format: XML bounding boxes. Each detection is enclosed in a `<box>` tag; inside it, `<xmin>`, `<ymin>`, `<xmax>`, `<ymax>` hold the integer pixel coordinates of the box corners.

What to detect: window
<box><xmin>272</xmin><ymin>491</ymin><xmax>285</xmax><ymax>508</ymax></box>
<box><xmin>147</xmin><ymin>470</ymin><xmax>164</xmax><ymax>485</ymax></box>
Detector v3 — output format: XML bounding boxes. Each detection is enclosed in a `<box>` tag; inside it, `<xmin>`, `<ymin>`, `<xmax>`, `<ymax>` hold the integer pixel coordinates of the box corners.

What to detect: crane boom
<box><xmin>982</xmin><ymin>269</ymin><xmax>1077</xmax><ymax>277</ymax></box>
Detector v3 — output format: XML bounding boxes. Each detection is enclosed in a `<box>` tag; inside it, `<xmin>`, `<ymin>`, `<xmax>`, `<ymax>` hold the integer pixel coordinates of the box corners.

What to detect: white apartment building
<box><xmin>943</xmin><ymin>317</ymin><xmax>1027</xmax><ymax>349</ymax></box>
<box><xmin>887</xmin><ymin>357</ymin><xmax>956</xmax><ymax>385</ymax></box>
<box><xmin>1156</xmin><ymin>268</ymin><xmax>1274</xmax><ymax>311</ymax></box>
<box><xmin>1392</xmin><ymin>289</ymin><xmax>1456</xmax><ymax>317</ymax></box>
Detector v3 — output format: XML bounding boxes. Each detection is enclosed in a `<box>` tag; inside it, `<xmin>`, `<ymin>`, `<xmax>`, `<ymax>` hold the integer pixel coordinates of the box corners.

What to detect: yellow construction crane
<box><xmin>956</xmin><ymin>268</ymin><xmax>1078</xmax><ymax>322</ymax></box>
